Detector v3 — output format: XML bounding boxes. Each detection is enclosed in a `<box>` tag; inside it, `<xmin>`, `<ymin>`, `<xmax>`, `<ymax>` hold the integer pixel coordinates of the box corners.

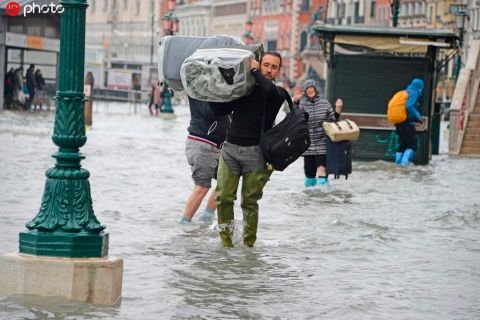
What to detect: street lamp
<box><xmin>163</xmin><ymin>0</ymin><xmax>179</xmax><ymax>36</ymax></box>
<box><xmin>149</xmin><ymin>0</ymin><xmax>154</xmax><ymax>66</ymax></box>
<box><xmin>391</xmin><ymin>0</ymin><xmax>400</xmax><ymax>27</ymax></box>
<box><xmin>159</xmin><ymin>0</ymin><xmax>178</xmax><ymax>118</ymax></box>
<box><xmin>243</xmin><ymin>18</ymin><xmax>254</xmax><ymax>45</ymax></box>
<box><xmin>454</xmin><ymin>9</ymin><xmax>468</xmax><ymax>79</ymax></box>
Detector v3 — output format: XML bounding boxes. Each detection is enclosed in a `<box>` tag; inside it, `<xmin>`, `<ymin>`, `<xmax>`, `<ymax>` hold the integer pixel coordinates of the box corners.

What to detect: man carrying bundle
<box><xmin>209</xmin><ymin>52</ymin><xmax>288</xmax><ymax>247</ymax></box>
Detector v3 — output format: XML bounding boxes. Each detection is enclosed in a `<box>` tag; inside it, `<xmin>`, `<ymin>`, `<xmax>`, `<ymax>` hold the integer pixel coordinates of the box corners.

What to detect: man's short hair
<box><xmin>260</xmin><ymin>51</ymin><xmax>282</xmax><ymax>68</ymax></box>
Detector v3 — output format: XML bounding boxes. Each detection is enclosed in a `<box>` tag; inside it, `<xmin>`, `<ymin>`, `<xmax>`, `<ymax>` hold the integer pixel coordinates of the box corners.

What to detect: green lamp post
<box><xmin>391</xmin><ymin>0</ymin><xmax>400</xmax><ymax>27</ymax></box>
<box><xmin>243</xmin><ymin>18</ymin><xmax>254</xmax><ymax>45</ymax></box>
<box><xmin>160</xmin><ymin>0</ymin><xmax>178</xmax><ymax>119</ymax></box>
<box><xmin>454</xmin><ymin>10</ymin><xmax>467</xmax><ymax>80</ymax></box>
<box><xmin>162</xmin><ymin>86</ymin><xmax>174</xmax><ymax>114</ymax></box>
<box><xmin>19</xmin><ymin>0</ymin><xmax>108</xmax><ymax>258</ymax></box>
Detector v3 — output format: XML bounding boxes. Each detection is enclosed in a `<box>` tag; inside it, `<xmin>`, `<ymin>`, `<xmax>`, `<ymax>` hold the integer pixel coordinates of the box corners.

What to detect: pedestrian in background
<box><xmin>13</xmin><ymin>67</ymin><xmax>24</xmax><ymax>109</ymax></box>
<box><xmin>4</xmin><ymin>68</ymin><xmax>15</xmax><ymax>109</ymax></box>
<box><xmin>84</xmin><ymin>72</ymin><xmax>94</xmax><ymax>127</ymax></box>
<box><xmin>394</xmin><ymin>78</ymin><xmax>424</xmax><ymax>166</ymax></box>
<box><xmin>148</xmin><ymin>80</ymin><xmax>161</xmax><ymax>116</ymax></box>
<box><xmin>33</xmin><ymin>69</ymin><xmax>46</xmax><ymax>110</ymax></box>
<box><xmin>293</xmin><ymin>79</ymin><xmax>343</xmax><ymax>187</ymax></box>
<box><xmin>25</xmin><ymin>64</ymin><xmax>36</xmax><ymax>110</ymax></box>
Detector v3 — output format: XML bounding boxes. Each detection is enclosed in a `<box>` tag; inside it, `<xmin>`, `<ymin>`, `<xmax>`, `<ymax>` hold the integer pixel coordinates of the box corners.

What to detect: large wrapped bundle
<box><xmin>180</xmin><ymin>47</ymin><xmax>256</xmax><ymax>102</ymax></box>
<box><xmin>158</xmin><ymin>35</ymin><xmax>243</xmax><ymax>91</ymax></box>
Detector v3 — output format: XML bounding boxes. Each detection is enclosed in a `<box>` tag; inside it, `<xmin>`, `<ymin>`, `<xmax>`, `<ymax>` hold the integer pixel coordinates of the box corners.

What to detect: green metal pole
<box><xmin>19</xmin><ymin>0</ymin><xmax>108</xmax><ymax>258</ymax></box>
<box><xmin>455</xmin><ymin>28</ymin><xmax>464</xmax><ymax>80</ymax></box>
<box><xmin>162</xmin><ymin>88</ymin><xmax>174</xmax><ymax>113</ymax></box>
<box><xmin>391</xmin><ymin>0</ymin><xmax>399</xmax><ymax>27</ymax></box>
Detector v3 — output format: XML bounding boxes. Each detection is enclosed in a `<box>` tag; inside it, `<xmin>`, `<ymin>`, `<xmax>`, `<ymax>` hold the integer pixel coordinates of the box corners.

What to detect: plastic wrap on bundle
<box><xmin>158</xmin><ymin>35</ymin><xmax>244</xmax><ymax>91</ymax></box>
<box><xmin>180</xmin><ymin>48</ymin><xmax>255</xmax><ymax>102</ymax></box>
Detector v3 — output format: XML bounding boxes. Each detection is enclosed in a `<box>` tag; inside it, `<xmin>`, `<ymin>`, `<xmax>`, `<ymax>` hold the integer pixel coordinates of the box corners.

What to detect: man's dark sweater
<box><xmin>187</xmin><ymin>96</ymin><xmax>230</xmax><ymax>147</ymax></box>
<box><xmin>209</xmin><ymin>70</ymin><xmax>287</xmax><ymax>146</ymax></box>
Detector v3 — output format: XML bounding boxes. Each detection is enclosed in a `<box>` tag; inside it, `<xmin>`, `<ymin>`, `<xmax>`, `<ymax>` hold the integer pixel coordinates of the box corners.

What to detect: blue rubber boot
<box><xmin>179</xmin><ymin>216</ymin><xmax>191</xmax><ymax>224</ymax></box>
<box><xmin>317</xmin><ymin>177</ymin><xmax>329</xmax><ymax>186</ymax></box>
<box><xmin>395</xmin><ymin>152</ymin><xmax>403</xmax><ymax>165</ymax></box>
<box><xmin>304</xmin><ymin>177</ymin><xmax>317</xmax><ymax>188</ymax></box>
<box><xmin>400</xmin><ymin>148</ymin><xmax>415</xmax><ymax>166</ymax></box>
<box><xmin>197</xmin><ymin>208</ymin><xmax>215</xmax><ymax>223</ymax></box>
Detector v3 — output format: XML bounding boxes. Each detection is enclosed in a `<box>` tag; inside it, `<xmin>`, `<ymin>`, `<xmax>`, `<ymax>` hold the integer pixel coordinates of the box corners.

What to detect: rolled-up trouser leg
<box><xmin>241</xmin><ymin>168</ymin><xmax>273</xmax><ymax>247</ymax></box>
<box><xmin>216</xmin><ymin>156</ymin><xmax>240</xmax><ymax>247</ymax></box>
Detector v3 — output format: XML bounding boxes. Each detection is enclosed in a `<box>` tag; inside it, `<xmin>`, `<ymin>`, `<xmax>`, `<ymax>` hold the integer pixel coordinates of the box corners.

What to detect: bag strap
<box><xmin>261</xmin><ymin>88</ymin><xmax>293</xmax><ymax>134</ymax></box>
<box><xmin>334</xmin><ymin>122</ymin><xmax>342</xmax><ymax>130</ymax></box>
<box><xmin>284</xmin><ymin>93</ymin><xmax>293</xmax><ymax>112</ymax></box>
<box><xmin>345</xmin><ymin>119</ymin><xmax>353</xmax><ymax>130</ymax></box>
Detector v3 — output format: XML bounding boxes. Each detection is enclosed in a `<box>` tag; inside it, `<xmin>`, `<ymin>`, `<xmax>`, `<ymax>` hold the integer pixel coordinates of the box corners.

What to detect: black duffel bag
<box><xmin>260</xmin><ymin>94</ymin><xmax>310</xmax><ymax>171</ymax></box>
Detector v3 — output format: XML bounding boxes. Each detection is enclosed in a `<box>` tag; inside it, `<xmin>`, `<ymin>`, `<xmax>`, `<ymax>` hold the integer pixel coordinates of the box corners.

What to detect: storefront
<box><xmin>0</xmin><ymin>0</ymin><xmax>60</xmax><ymax>108</ymax></box>
<box><xmin>312</xmin><ymin>25</ymin><xmax>457</xmax><ymax>164</ymax></box>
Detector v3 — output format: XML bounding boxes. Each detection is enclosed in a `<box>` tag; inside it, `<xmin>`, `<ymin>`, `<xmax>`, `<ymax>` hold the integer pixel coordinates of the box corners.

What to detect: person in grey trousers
<box><xmin>179</xmin><ymin>96</ymin><xmax>230</xmax><ymax>223</ymax></box>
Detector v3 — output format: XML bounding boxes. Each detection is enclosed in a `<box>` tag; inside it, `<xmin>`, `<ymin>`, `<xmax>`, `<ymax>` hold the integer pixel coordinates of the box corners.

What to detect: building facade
<box><xmin>86</xmin><ymin>0</ymin><xmax>164</xmax><ymax>89</ymax></box>
<box><xmin>176</xmin><ymin>1</ymin><xmax>212</xmax><ymax>37</ymax></box>
<box><xmin>210</xmin><ymin>0</ymin><xmax>248</xmax><ymax>38</ymax></box>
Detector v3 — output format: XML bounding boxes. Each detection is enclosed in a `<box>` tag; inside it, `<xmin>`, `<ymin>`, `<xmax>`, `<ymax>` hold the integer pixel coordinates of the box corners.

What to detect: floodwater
<box><xmin>0</xmin><ymin>102</ymin><xmax>479</xmax><ymax>320</ymax></box>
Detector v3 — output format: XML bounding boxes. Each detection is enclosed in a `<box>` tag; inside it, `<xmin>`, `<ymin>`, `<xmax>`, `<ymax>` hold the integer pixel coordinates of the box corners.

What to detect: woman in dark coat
<box><xmin>293</xmin><ymin>79</ymin><xmax>343</xmax><ymax>187</ymax></box>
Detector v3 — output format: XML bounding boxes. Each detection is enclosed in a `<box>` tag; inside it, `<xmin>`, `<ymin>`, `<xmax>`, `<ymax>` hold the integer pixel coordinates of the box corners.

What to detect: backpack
<box><xmin>260</xmin><ymin>94</ymin><xmax>310</xmax><ymax>171</ymax></box>
<box><xmin>387</xmin><ymin>90</ymin><xmax>408</xmax><ymax>124</ymax></box>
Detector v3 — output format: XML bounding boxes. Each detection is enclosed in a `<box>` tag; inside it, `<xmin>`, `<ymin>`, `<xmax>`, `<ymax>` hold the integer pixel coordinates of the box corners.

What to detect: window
<box><xmin>301</xmin><ymin>0</ymin><xmax>309</xmax><ymax>11</ymax></box>
<box><xmin>338</xmin><ymin>3</ymin><xmax>345</xmax><ymax>18</ymax></box>
<box><xmin>103</xmin><ymin>0</ymin><xmax>108</xmax><ymax>12</ymax></box>
<box><xmin>135</xmin><ymin>0</ymin><xmax>140</xmax><ymax>15</ymax></box>
<box><xmin>123</xmin><ymin>0</ymin><xmax>128</xmax><ymax>9</ymax></box>
<box><xmin>91</xmin><ymin>0</ymin><xmax>96</xmax><ymax>12</ymax></box>
<box><xmin>354</xmin><ymin>2</ymin><xmax>360</xmax><ymax>18</ymax></box>
<box><xmin>370</xmin><ymin>0</ymin><xmax>376</xmax><ymax>17</ymax></box>
<box><xmin>400</xmin><ymin>3</ymin><xmax>406</xmax><ymax>16</ymax></box>
<box><xmin>300</xmin><ymin>30</ymin><xmax>307</xmax><ymax>51</ymax></box>
<box><xmin>266</xmin><ymin>39</ymin><xmax>277</xmax><ymax>51</ymax></box>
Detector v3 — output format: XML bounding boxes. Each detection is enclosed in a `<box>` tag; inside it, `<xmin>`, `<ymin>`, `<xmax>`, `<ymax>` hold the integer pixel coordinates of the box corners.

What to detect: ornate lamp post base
<box><xmin>19</xmin><ymin>230</ymin><xmax>109</xmax><ymax>258</ymax></box>
<box><xmin>0</xmin><ymin>253</ymin><xmax>123</xmax><ymax>305</ymax></box>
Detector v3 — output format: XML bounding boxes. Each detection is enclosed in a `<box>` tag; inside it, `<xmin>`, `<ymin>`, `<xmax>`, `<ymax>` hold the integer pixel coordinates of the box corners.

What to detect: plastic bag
<box><xmin>180</xmin><ymin>48</ymin><xmax>255</xmax><ymax>102</ymax></box>
<box><xmin>158</xmin><ymin>35</ymin><xmax>243</xmax><ymax>91</ymax></box>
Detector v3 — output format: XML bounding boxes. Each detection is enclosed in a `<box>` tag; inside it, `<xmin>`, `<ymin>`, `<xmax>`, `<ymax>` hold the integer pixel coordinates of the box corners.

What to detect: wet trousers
<box><xmin>216</xmin><ymin>156</ymin><xmax>272</xmax><ymax>247</ymax></box>
<box><xmin>395</xmin><ymin>122</ymin><xmax>417</xmax><ymax>152</ymax></box>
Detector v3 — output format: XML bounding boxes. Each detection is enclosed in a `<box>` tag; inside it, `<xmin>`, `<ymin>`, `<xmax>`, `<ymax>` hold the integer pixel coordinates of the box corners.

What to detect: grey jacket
<box><xmin>296</xmin><ymin>80</ymin><xmax>338</xmax><ymax>155</ymax></box>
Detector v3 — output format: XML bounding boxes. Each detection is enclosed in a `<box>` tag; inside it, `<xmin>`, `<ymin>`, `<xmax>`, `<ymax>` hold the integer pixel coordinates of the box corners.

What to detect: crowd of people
<box><xmin>4</xmin><ymin>64</ymin><xmax>46</xmax><ymax>111</ymax></box>
<box><xmin>177</xmin><ymin>50</ymin><xmax>424</xmax><ymax>248</ymax></box>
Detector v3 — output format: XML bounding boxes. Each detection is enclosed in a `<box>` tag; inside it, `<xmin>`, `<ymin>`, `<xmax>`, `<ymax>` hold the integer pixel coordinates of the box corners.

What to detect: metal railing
<box><xmin>449</xmin><ymin>40</ymin><xmax>480</xmax><ymax>155</ymax></box>
<box><xmin>93</xmin><ymin>88</ymin><xmax>149</xmax><ymax>103</ymax></box>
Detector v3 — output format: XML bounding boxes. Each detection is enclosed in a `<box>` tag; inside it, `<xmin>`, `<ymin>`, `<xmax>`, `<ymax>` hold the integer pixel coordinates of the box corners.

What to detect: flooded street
<box><xmin>0</xmin><ymin>102</ymin><xmax>479</xmax><ymax>320</ymax></box>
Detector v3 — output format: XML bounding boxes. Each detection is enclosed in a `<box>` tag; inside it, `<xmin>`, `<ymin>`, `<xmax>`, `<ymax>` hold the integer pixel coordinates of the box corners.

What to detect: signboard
<box><xmin>6</xmin><ymin>32</ymin><xmax>60</xmax><ymax>52</ymax></box>
<box><xmin>107</xmin><ymin>70</ymin><xmax>132</xmax><ymax>89</ymax></box>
